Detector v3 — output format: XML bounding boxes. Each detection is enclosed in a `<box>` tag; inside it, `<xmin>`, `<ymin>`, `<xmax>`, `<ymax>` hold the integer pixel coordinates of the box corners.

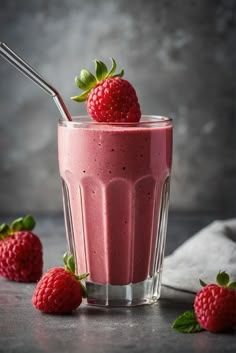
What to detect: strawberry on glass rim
<box><xmin>71</xmin><ymin>58</ymin><xmax>141</xmax><ymax>123</ymax></box>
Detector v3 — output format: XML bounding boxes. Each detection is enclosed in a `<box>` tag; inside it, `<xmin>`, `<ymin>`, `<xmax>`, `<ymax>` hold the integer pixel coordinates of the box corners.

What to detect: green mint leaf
<box><xmin>228</xmin><ymin>282</ymin><xmax>236</xmax><ymax>289</ymax></box>
<box><xmin>22</xmin><ymin>215</ymin><xmax>36</xmax><ymax>231</ymax></box>
<box><xmin>79</xmin><ymin>69</ymin><xmax>96</xmax><ymax>90</ymax></box>
<box><xmin>10</xmin><ymin>217</ymin><xmax>24</xmax><ymax>232</ymax></box>
<box><xmin>216</xmin><ymin>271</ymin><xmax>230</xmax><ymax>287</ymax></box>
<box><xmin>172</xmin><ymin>310</ymin><xmax>204</xmax><ymax>333</ymax></box>
<box><xmin>199</xmin><ymin>279</ymin><xmax>207</xmax><ymax>287</ymax></box>
<box><xmin>95</xmin><ymin>60</ymin><xmax>108</xmax><ymax>81</ymax></box>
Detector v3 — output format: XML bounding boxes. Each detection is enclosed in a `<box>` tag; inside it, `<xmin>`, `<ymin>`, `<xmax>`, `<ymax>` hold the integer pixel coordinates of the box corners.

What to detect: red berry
<box><xmin>194</xmin><ymin>284</ymin><xmax>236</xmax><ymax>332</ymax></box>
<box><xmin>71</xmin><ymin>58</ymin><xmax>141</xmax><ymax>123</ymax></box>
<box><xmin>32</xmin><ymin>267</ymin><xmax>83</xmax><ymax>314</ymax></box>
<box><xmin>87</xmin><ymin>77</ymin><xmax>141</xmax><ymax>123</ymax></box>
<box><xmin>0</xmin><ymin>231</ymin><xmax>43</xmax><ymax>282</ymax></box>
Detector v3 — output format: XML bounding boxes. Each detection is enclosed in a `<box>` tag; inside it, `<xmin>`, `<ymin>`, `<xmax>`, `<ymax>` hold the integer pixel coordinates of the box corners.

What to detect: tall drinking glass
<box><xmin>58</xmin><ymin>115</ymin><xmax>172</xmax><ymax>306</ymax></box>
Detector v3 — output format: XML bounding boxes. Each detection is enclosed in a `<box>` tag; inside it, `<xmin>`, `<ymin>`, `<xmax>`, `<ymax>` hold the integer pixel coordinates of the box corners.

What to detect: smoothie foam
<box><xmin>58</xmin><ymin>117</ymin><xmax>172</xmax><ymax>286</ymax></box>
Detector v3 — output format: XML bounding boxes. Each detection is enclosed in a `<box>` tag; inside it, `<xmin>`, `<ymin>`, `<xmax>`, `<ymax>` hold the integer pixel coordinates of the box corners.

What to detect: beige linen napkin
<box><xmin>162</xmin><ymin>219</ymin><xmax>236</xmax><ymax>292</ymax></box>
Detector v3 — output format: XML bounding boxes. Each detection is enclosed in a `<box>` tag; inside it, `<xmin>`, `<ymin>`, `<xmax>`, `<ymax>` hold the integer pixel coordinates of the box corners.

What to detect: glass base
<box><xmin>84</xmin><ymin>273</ymin><xmax>162</xmax><ymax>307</ymax></box>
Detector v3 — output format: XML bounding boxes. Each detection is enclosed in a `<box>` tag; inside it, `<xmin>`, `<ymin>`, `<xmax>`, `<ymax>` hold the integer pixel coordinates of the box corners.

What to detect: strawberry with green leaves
<box><xmin>172</xmin><ymin>271</ymin><xmax>236</xmax><ymax>333</ymax></box>
<box><xmin>71</xmin><ymin>58</ymin><xmax>141</xmax><ymax>123</ymax></box>
<box><xmin>0</xmin><ymin>215</ymin><xmax>43</xmax><ymax>282</ymax></box>
<box><xmin>32</xmin><ymin>253</ymin><xmax>88</xmax><ymax>314</ymax></box>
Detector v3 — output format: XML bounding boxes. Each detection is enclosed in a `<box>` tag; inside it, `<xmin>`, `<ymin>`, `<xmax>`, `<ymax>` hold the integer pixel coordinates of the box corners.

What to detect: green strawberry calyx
<box><xmin>71</xmin><ymin>58</ymin><xmax>124</xmax><ymax>103</ymax></box>
<box><xmin>0</xmin><ymin>215</ymin><xmax>36</xmax><ymax>240</ymax></box>
<box><xmin>199</xmin><ymin>271</ymin><xmax>236</xmax><ymax>289</ymax></box>
<box><xmin>63</xmin><ymin>252</ymin><xmax>89</xmax><ymax>298</ymax></box>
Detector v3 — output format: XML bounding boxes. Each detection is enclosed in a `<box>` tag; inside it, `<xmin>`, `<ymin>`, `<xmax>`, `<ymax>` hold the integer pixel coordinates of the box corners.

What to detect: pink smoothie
<box><xmin>58</xmin><ymin>117</ymin><xmax>172</xmax><ymax>286</ymax></box>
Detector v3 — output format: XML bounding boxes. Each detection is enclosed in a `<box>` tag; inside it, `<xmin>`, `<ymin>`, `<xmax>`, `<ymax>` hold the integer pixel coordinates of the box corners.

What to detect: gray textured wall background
<box><xmin>0</xmin><ymin>0</ymin><xmax>235</xmax><ymax>214</ymax></box>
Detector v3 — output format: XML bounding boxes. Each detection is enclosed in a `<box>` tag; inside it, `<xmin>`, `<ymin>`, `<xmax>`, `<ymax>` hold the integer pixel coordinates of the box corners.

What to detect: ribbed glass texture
<box><xmin>58</xmin><ymin>116</ymin><xmax>172</xmax><ymax>306</ymax></box>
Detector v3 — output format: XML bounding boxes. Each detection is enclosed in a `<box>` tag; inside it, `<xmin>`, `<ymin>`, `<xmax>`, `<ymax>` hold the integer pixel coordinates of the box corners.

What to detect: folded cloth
<box><xmin>162</xmin><ymin>219</ymin><xmax>236</xmax><ymax>293</ymax></box>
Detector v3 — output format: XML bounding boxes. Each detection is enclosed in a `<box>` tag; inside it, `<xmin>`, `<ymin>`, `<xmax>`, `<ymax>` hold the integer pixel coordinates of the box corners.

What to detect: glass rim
<box><xmin>59</xmin><ymin>115</ymin><xmax>172</xmax><ymax>128</ymax></box>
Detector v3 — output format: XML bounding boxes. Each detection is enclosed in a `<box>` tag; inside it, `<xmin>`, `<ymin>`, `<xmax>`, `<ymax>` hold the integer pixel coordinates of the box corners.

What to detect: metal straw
<box><xmin>0</xmin><ymin>42</ymin><xmax>72</xmax><ymax>121</ymax></box>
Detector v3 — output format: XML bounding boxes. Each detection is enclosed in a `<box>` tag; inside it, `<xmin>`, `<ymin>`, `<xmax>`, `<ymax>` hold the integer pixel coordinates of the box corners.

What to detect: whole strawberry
<box><xmin>71</xmin><ymin>58</ymin><xmax>141</xmax><ymax>123</ymax></box>
<box><xmin>194</xmin><ymin>271</ymin><xmax>236</xmax><ymax>332</ymax></box>
<box><xmin>172</xmin><ymin>271</ymin><xmax>236</xmax><ymax>334</ymax></box>
<box><xmin>32</xmin><ymin>253</ymin><xmax>88</xmax><ymax>314</ymax></box>
<box><xmin>0</xmin><ymin>215</ymin><xmax>43</xmax><ymax>282</ymax></box>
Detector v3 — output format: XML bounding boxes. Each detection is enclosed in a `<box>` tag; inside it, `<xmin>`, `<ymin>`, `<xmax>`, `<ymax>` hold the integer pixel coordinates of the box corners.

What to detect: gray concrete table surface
<box><xmin>0</xmin><ymin>212</ymin><xmax>235</xmax><ymax>353</ymax></box>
